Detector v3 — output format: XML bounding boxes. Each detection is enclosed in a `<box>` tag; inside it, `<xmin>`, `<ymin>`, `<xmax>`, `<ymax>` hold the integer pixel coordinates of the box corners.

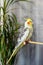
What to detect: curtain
<box><xmin>12</xmin><ymin>0</ymin><xmax>43</xmax><ymax>65</ymax></box>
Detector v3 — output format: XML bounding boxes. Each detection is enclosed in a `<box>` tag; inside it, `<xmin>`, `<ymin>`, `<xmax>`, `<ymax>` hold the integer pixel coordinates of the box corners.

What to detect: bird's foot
<box><xmin>25</xmin><ymin>41</ymin><xmax>28</xmax><ymax>44</ymax></box>
<box><xmin>24</xmin><ymin>42</ymin><xmax>26</xmax><ymax>45</ymax></box>
<box><xmin>25</xmin><ymin>39</ymin><xmax>31</xmax><ymax>44</ymax></box>
<box><xmin>23</xmin><ymin>41</ymin><xmax>28</xmax><ymax>45</ymax></box>
<box><xmin>24</xmin><ymin>40</ymin><xmax>31</xmax><ymax>45</ymax></box>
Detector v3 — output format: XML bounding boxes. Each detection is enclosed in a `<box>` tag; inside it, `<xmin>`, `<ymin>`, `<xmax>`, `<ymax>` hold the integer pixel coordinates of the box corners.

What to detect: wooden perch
<box><xmin>6</xmin><ymin>40</ymin><xmax>43</xmax><ymax>64</ymax></box>
<box><xmin>29</xmin><ymin>40</ymin><xmax>43</xmax><ymax>45</ymax></box>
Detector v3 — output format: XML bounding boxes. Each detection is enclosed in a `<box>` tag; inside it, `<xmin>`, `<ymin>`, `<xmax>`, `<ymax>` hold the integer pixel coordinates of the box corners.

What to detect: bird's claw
<box><xmin>24</xmin><ymin>40</ymin><xmax>31</xmax><ymax>45</ymax></box>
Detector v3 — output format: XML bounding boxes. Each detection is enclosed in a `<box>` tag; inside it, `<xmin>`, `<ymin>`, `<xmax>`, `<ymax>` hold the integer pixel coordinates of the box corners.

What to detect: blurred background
<box><xmin>0</xmin><ymin>0</ymin><xmax>43</xmax><ymax>65</ymax></box>
<box><xmin>13</xmin><ymin>0</ymin><xmax>43</xmax><ymax>65</ymax></box>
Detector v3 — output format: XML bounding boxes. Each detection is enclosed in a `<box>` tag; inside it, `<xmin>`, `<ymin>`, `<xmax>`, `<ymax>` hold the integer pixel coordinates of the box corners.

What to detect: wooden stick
<box><xmin>6</xmin><ymin>40</ymin><xmax>43</xmax><ymax>64</ymax></box>
<box><xmin>29</xmin><ymin>40</ymin><xmax>43</xmax><ymax>45</ymax></box>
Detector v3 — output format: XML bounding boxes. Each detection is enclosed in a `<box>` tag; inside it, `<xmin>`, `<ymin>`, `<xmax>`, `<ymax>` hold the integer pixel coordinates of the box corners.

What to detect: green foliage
<box><xmin>0</xmin><ymin>0</ymin><xmax>27</xmax><ymax>65</ymax></box>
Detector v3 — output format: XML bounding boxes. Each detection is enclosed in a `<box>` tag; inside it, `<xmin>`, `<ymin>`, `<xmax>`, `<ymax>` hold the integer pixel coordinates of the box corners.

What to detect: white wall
<box><xmin>13</xmin><ymin>0</ymin><xmax>43</xmax><ymax>65</ymax></box>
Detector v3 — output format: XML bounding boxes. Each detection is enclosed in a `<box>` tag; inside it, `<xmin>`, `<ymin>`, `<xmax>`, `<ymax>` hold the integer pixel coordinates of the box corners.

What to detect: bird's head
<box><xmin>25</xmin><ymin>18</ymin><xmax>33</xmax><ymax>28</ymax></box>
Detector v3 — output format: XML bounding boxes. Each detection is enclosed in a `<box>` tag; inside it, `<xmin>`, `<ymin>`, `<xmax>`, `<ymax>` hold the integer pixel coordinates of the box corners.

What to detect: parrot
<box><xmin>6</xmin><ymin>18</ymin><xmax>33</xmax><ymax>64</ymax></box>
<box><xmin>17</xmin><ymin>18</ymin><xmax>33</xmax><ymax>44</ymax></box>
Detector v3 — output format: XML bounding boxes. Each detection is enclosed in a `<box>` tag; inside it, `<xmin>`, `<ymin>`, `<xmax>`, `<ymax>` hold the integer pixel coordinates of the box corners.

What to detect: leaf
<box><xmin>0</xmin><ymin>6</ymin><xmax>3</xmax><ymax>9</ymax></box>
<box><xmin>6</xmin><ymin>0</ymin><xmax>15</xmax><ymax>8</ymax></box>
<box><xmin>1</xmin><ymin>34</ymin><xmax>4</xmax><ymax>49</ymax></box>
<box><xmin>6</xmin><ymin>0</ymin><xmax>11</xmax><ymax>8</ymax></box>
<box><xmin>13</xmin><ymin>0</ymin><xmax>28</xmax><ymax>3</ymax></box>
<box><xmin>0</xmin><ymin>7</ymin><xmax>3</xmax><ymax>10</ymax></box>
<box><xmin>18</xmin><ymin>0</ymin><xmax>27</xmax><ymax>1</ymax></box>
<box><xmin>7</xmin><ymin>14</ymin><xmax>17</xmax><ymax>26</ymax></box>
<box><xmin>7</xmin><ymin>15</ymin><xmax>13</xmax><ymax>32</ymax></box>
<box><xmin>6</xmin><ymin>0</ymin><xmax>28</xmax><ymax>8</ymax></box>
<box><xmin>10</xmin><ymin>0</ymin><xmax>14</xmax><ymax>4</ymax></box>
<box><xmin>4</xmin><ymin>0</ymin><xmax>6</xmax><ymax>9</ymax></box>
<box><xmin>12</xmin><ymin>13</ymin><xmax>17</xmax><ymax>23</ymax></box>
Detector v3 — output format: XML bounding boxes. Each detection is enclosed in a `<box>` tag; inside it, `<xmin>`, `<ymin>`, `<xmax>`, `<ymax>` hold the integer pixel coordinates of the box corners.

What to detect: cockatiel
<box><xmin>6</xmin><ymin>18</ymin><xmax>33</xmax><ymax>64</ymax></box>
<box><xmin>17</xmin><ymin>18</ymin><xmax>33</xmax><ymax>44</ymax></box>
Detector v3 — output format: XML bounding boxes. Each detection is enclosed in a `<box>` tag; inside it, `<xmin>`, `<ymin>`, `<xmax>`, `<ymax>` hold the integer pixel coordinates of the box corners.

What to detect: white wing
<box><xmin>15</xmin><ymin>26</ymin><xmax>29</xmax><ymax>49</ymax></box>
<box><xmin>17</xmin><ymin>27</ymin><xmax>29</xmax><ymax>44</ymax></box>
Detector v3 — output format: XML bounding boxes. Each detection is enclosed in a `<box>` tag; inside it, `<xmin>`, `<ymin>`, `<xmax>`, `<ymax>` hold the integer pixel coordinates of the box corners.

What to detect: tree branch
<box><xmin>6</xmin><ymin>40</ymin><xmax>43</xmax><ymax>64</ymax></box>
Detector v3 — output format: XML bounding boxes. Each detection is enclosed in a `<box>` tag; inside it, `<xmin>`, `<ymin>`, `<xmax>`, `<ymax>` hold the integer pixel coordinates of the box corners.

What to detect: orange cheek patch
<box><xmin>27</xmin><ymin>22</ymin><xmax>31</xmax><ymax>25</ymax></box>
